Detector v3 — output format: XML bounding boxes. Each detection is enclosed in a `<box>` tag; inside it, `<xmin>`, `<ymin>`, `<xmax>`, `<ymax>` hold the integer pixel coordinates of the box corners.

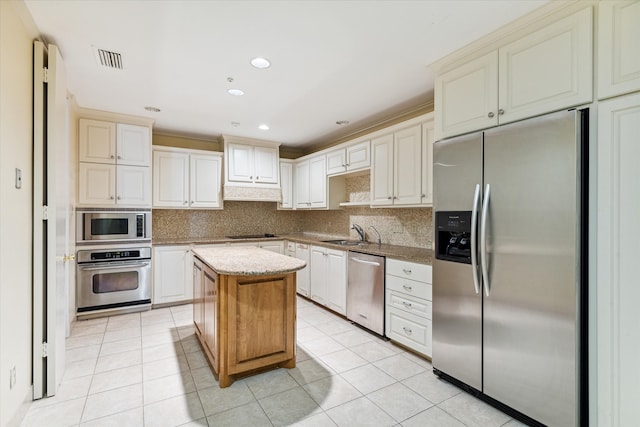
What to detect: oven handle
<box><xmin>78</xmin><ymin>261</ymin><xmax>150</xmax><ymax>271</ymax></box>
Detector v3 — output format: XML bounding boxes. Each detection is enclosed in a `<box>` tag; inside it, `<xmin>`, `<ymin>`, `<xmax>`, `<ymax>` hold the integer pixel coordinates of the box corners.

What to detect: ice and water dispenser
<box><xmin>435</xmin><ymin>211</ymin><xmax>472</xmax><ymax>264</ymax></box>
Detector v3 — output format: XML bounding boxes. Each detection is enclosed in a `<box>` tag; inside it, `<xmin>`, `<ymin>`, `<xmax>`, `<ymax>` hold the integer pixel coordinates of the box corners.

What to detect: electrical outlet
<box><xmin>9</xmin><ymin>367</ymin><xmax>16</xmax><ymax>389</ymax></box>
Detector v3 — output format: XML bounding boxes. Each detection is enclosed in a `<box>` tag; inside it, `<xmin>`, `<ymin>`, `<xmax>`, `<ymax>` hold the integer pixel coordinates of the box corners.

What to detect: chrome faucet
<box><xmin>351</xmin><ymin>224</ymin><xmax>365</xmax><ymax>241</ymax></box>
<box><xmin>368</xmin><ymin>225</ymin><xmax>382</xmax><ymax>245</ymax></box>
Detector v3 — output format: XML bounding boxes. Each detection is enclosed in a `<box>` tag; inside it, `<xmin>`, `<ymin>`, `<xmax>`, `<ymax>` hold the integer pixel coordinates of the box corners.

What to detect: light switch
<box><xmin>15</xmin><ymin>168</ymin><xmax>22</xmax><ymax>189</ymax></box>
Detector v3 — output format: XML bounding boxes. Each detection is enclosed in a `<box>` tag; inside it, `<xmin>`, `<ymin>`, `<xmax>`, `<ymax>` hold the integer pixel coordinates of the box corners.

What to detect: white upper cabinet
<box><xmin>326</xmin><ymin>140</ymin><xmax>371</xmax><ymax>175</ymax></box>
<box><xmin>598</xmin><ymin>1</ymin><xmax>640</xmax><ymax>100</ymax></box>
<box><xmin>435</xmin><ymin>7</ymin><xmax>592</xmax><ymax>139</ymax></box>
<box><xmin>295</xmin><ymin>155</ymin><xmax>327</xmax><ymax>209</ymax></box>
<box><xmin>435</xmin><ymin>51</ymin><xmax>499</xmax><ymax>139</ymax></box>
<box><xmin>421</xmin><ymin>117</ymin><xmax>435</xmax><ymax>206</ymax></box>
<box><xmin>371</xmin><ymin>133</ymin><xmax>394</xmax><ymax>206</ymax></box>
<box><xmin>279</xmin><ymin>160</ymin><xmax>294</xmax><ymax>209</ymax></box>
<box><xmin>225</xmin><ymin>141</ymin><xmax>279</xmax><ymax>185</ymax></box>
<box><xmin>79</xmin><ymin>119</ymin><xmax>116</xmax><ymax>164</ymax></box>
<box><xmin>78</xmin><ymin>117</ymin><xmax>152</xmax><ymax>207</ymax></box>
<box><xmin>153</xmin><ymin>147</ymin><xmax>222</xmax><ymax>209</ymax></box>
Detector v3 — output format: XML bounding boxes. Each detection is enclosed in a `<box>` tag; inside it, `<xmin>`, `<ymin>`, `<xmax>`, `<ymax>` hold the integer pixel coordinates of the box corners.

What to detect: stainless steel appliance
<box><xmin>77</xmin><ymin>210</ymin><xmax>150</xmax><ymax>244</ymax></box>
<box><xmin>347</xmin><ymin>252</ymin><xmax>385</xmax><ymax>335</ymax></box>
<box><xmin>432</xmin><ymin>109</ymin><xmax>587</xmax><ymax>427</ymax></box>
<box><xmin>76</xmin><ymin>246</ymin><xmax>152</xmax><ymax>317</ymax></box>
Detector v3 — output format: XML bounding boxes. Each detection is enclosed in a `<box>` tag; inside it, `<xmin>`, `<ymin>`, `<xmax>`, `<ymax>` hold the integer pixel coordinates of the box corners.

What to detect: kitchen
<box><xmin>2</xmin><ymin>1</ymin><xmax>640</xmax><ymax>427</ymax></box>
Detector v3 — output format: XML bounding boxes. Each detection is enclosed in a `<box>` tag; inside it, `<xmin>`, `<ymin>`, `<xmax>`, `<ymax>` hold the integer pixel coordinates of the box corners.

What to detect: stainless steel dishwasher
<box><xmin>347</xmin><ymin>252</ymin><xmax>385</xmax><ymax>336</ymax></box>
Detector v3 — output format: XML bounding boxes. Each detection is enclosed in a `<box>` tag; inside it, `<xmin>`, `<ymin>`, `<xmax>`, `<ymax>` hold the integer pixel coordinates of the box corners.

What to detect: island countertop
<box><xmin>192</xmin><ymin>246</ymin><xmax>306</xmax><ymax>276</ymax></box>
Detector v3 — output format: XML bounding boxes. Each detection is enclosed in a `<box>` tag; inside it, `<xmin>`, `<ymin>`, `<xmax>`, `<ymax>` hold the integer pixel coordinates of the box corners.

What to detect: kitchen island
<box><xmin>191</xmin><ymin>246</ymin><xmax>306</xmax><ymax>388</ymax></box>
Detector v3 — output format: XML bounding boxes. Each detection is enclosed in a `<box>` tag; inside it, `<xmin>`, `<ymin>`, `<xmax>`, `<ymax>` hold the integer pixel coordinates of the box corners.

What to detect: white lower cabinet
<box><xmin>294</xmin><ymin>243</ymin><xmax>310</xmax><ymax>297</ymax></box>
<box><xmin>385</xmin><ymin>259</ymin><xmax>432</xmax><ymax>357</ymax></box>
<box><xmin>310</xmin><ymin>245</ymin><xmax>346</xmax><ymax>315</ymax></box>
<box><xmin>153</xmin><ymin>245</ymin><xmax>193</xmax><ymax>305</ymax></box>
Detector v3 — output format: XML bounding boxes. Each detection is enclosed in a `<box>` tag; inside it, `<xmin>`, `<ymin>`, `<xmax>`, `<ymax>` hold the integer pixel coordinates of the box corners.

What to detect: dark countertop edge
<box><xmin>155</xmin><ymin>233</ymin><xmax>433</xmax><ymax>265</ymax></box>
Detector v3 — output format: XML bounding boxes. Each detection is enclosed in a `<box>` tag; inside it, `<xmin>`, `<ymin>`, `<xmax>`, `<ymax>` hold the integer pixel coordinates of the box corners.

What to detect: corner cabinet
<box><xmin>597</xmin><ymin>1</ymin><xmax>640</xmax><ymax>100</ymax></box>
<box><xmin>435</xmin><ymin>7</ymin><xmax>593</xmax><ymax>139</ymax></box>
<box><xmin>385</xmin><ymin>259</ymin><xmax>432</xmax><ymax>358</ymax></box>
<box><xmin>152</xmin><ymin>147</ymin><xmax>223</xmax><ymax>209</ymax></box>
<box><xmin>78</xmin><ymin>118</ymin><xmax>152</xmax><ymax>207</ymax></box>
<box><xmin>371</xmin><ymin>115</ymin><xmax>434</xmax><ymax>207</ymax></box>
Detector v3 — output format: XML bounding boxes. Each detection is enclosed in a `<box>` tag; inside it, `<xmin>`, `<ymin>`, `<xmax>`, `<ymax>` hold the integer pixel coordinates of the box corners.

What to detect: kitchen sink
<box><xmin>321</xmin><ymin>239</ymin><xmax>366</xmax><ymax>246</ymax></box>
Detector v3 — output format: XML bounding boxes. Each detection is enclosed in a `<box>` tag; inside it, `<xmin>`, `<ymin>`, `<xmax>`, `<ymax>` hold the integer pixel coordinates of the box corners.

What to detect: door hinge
<box><xmin>42</xmin><ymin>67</ymin><xmax>49</xmax><ymax>83</ymax></box>
<box><xmin>42</xmin><ymin>342</ymin><xmax>48</xmax><ymax>358</ymax></box>
<box><xmin>42</xmin><ymin>205</ymin><xmax>49</xmax><ymax>220</ymax></box>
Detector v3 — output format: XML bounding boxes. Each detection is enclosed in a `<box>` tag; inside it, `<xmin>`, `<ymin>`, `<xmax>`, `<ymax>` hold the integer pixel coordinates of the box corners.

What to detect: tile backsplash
<box><xmin>153</xmin><ymin>202</ymin><xmax>433</xmax><ymax>249</ymax></box>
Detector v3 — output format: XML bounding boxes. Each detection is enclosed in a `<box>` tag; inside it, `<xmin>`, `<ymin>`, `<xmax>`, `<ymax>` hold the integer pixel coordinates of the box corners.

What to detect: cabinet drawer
<box><xmin>386</xmin><ymin>307</ymin><xmax>432</xmax><ymax>357</ymax></box>
<box><xmin>386</xmin><ymin>259</ymin><xmax>431</xmax><ymax>283</ymax></box>
<box><xmin>386</xmin><ymin>275</ymin><xmax>432</xmax><ymax>301</ymax></box>
<box><xmin>387</xmin><ymin>290</ymin><xmax>431</xmax><ymax>319</ymax></box>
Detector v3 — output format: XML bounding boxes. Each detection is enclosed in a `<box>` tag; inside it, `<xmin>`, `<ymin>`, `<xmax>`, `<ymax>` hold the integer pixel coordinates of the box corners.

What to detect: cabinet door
<box><xmin>279</xmin><ymin>162</ymin><xmax>293</xmax><ymax>209</ymax></box>
<box><xmin>117</xmin><ymin>165</ymin><xmax>151</xmax><ymax>207</ymax></box>
<box><xmin>370</xmin><ymin>134</ymin><xmax>394</xmax><ymax>206</ymax></box>
<box><xmin>394</xmin><ymin>125</ymin><xmax>422</xmax><ymax>206</ymax></box>
<box><xmin>346</xmin><ymin>140</ymin><xmax>370</xmax><ymax>171</ymax></box>
<box><xmin>190</xmin><ymin>153</ymin><xmax>222</xmax><ymax>209</ymax></box>
<box><xmin>78</xmin><ymin>162</ymin><xmax>116</xmax><ymax>206</ymax></box>
<box><xmin>116</xmin><ymin>123</ymin><xmax>151</xmax><ymax>166</ymax></box>
<box><xmin>153</xmin><ymin>150</ymin><xmax>190</xmax><ymax>207</ymax></box>
<box><xmin>596</xmin><ymin>92</ymin><xmax>640</xmax><ymax>427</ymax></box>
<box><xmin>309</xmin><ymin>246</ymin><xmax>328</xmax><ymax>305</ymax></box>
<box><xmin>227</xmin><ymin>143</ymin><xmax>254</xmax><ymax>183</ymax></box>
<box><xmin>421</xmin><ymin>119</ymin><xmax>435</xmax><ymax>206</ymax></box>
<box><xmin>598</xmin><ymin>1</ymin><xmax>640</xmax><ymax>99</ymax></box>
<box><xmin>498</xmin><ymin>7</ymin><xmax>592</xmax><ymax>125</ymax></box>
<box><xmin>203</xmin><ymin>266</ymin><xmax>218</xmax><ymax>367</ymax></box>
<box><xmin>295</xmin><ymin>244</ymin><xmax>310</xmax><ymax>297</ymax></box>
<box><xmin>153</xmin><ymin>246</ymin><xmax>191</xmax><ymax>304</ymax></box>
<box><xmin>295</xmin><ymin>160</ymin><xmax>310</xmax><ymax>208</ymax></box>
<box><xmin>79</xmin><ymin>119</ymin><xmax>116</xmax><ymax>164</ymax></box>
<box><xmin>308</xmin><ymin>156</ymin><xmax>327</xmax><ymax>208</ymax></box>
<box><xmin>326</xmin><ymin>149</ymin><xmax>347</xmax><ymax>175</ymax></box>
<box><xmin>193</xmin><ymin>258</ymin><xmax>204</xmax><ymax>336</ymax></box>
<box><xmin>326</xmin><ymin>249</ymin><xmax>347</xmax><ymax>315</ymax></box>
<box><xmin>435</xmin><ymin>51</ymin><xmax>498</xmax><ymax>139</ymax></box>
<box><xmin>253</xmin><ymin>146</ymin><xmax>279</xmax><ymax>184</ymax></box>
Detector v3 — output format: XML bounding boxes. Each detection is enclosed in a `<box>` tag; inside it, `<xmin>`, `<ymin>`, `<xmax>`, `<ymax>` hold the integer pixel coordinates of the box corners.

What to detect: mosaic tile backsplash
<box><xmin>153</xmin><ymin>203</ymin><xmax>433</xmax><ymax>249</ymax></box>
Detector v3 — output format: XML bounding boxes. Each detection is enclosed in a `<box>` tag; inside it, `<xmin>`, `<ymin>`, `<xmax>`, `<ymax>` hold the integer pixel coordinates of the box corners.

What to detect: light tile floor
<box><xmin>20</xmin><ymin>297</ymin><xmax>527</xmax><ymax>427</ymax></box>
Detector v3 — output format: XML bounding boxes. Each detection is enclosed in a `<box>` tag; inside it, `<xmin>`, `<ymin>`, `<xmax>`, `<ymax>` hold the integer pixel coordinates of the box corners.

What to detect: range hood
<box><xmin>221</xmin><ymin>134</ymin><xmax>283</xmax><ymax>202</ymax></box>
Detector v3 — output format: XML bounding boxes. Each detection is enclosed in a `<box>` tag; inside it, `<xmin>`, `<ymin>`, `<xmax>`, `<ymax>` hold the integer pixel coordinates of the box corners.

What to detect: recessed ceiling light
<box><xmin>258</xmin><ymin>124</ymin><xmax>270</xmax><ymax>130</ymax></box>
<box><xmin>250</xmin><ymin>57</ymin><xmax>271</xmax><ymax>69</ymax></box>
<box><xmin>227</xmin><ymin>89</ymin><xmax>245</xmax><ymax>96</ymax></box>
<box><xmin>336</xmin><ymin>120</ymin><xmax>350</xmax><ymax>125</ymax></box>
<box><xmin>144</xmin><ymin>106</ymin><xmax>161</xmax><ymax>112</ymax></box>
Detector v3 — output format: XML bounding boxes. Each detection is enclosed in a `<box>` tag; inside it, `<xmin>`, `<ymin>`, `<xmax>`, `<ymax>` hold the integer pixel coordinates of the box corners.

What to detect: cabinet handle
<box><xmin>388</xmin><ymin>196</ymin><xmax>392</xmax><ymax>200</ymax></box>
<box><xmin>342</xmin><ymin>164</ymin><xmax>346</xmax><ymax>167</ymax></box>
<box><xmin>117</xmin><ymin>196</ymin><xmax>121</xmax><ymax>200</ymax></box>
<box><xmin>421</xmin><ymin>194</ymin><xmax>426</xmax><ymax>198</ymax></box>
<box><xmin>393</xmin><ymin>196</ymin><xmax>398</xmax><ymax>200</ymax></box>
<box><xmin>250</xmin><ymin>176</ymin><xmax>253</xmax><ymax>180</ymax></box>
<box><xmin>403</xmin><ymin>268</ymin><xmax>412</xmax><ymax>274</ymax></box>
<box><xmin>403</xmin><ymin>285</ymin><xmax>412</xmax><ymax>291</ymax></box>
<box><xmin>256</xmin><ymin>176</ymin><xmax>260</xmax><ymax>180</ymax></box>
<box><xmin>110</xmin><ymin>155</ymin><xmax>115</xmax><ymax>159</ymax></box>
<box><xmin>488</xmin><ymin>112</ymin><xmax>495</xmax><ymax>118</ymax></box>
<box><xmin>403</xmin><ymin>327</ymin><xmax>412</xmax><ymax>335</ymax></box>
<box><xmin>110</xmin><ymin>196</ymin><xmax>114</xmax><ymax>200</ymax></box>
<box><xmin>402</xmin><ymin>301</ymin><xmax>413</xmax><ymax>308</ymax></box>
<box><xmin>498</xmin><ymin>109</ymin><xmax>505</xmax><ymax>115</ymax></box>
<box><xmin>183</xmin><ymin>201</ymin><xmax>188</xmax><ymax>204</ymax></box>
<box><xmin>117</xmin><ymin>155</ymin><xmax>122</xmax><ymax>159</ymax></box>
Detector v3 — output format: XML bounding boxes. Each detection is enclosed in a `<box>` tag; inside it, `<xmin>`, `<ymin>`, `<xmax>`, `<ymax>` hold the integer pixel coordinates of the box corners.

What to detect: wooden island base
<box><xmin>193</xmin><ymin>254</ymin><xmax>297</xmax><ymax>388</ymax></box>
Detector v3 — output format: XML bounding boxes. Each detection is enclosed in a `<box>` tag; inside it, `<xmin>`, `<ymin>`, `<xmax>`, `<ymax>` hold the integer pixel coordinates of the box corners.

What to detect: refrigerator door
<box><xmin>482</xmin><ymin>110</ymin><xmax>580</xmax><ymax>427</ymax></box>
<box><xmin>432</xmin><ymin>132</ymin><xmax>483</xmax><ymax>391</ymax></box>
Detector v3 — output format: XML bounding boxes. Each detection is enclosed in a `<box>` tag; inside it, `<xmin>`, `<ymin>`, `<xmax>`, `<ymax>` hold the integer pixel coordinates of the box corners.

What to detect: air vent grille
<box><xmin>94</xmin><ymin>48</ymin><xmax>123</xmax><ymax>69</ymax></box>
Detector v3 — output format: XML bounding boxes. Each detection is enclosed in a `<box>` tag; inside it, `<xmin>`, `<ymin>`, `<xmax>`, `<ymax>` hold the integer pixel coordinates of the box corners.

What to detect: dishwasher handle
<box><xmin>350</xmin><ymin>257</ymin><xmax>381</xmax><ymax>267</ymax></box>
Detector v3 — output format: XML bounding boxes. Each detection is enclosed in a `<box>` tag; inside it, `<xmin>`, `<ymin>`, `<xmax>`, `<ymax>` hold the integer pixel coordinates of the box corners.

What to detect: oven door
<box><xmin>76</xmin><ymin>259</ymin><xmax>151</xmax><ymax>311</ymax></box>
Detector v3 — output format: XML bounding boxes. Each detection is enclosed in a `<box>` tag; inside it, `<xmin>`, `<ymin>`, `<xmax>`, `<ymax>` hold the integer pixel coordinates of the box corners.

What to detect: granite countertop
<box><xmin>192</xmin><ymin>246</ymin><xmax>307</xmax><ymax>276</ymax></box>
<box><xmin>155</xmin><ymin>233</ymin><xmax>434</xmax><ymax>265</ymax></box>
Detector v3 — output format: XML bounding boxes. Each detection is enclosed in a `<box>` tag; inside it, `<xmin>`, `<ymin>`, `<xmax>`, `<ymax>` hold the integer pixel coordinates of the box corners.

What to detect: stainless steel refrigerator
<box><xmin>432</xmin><ymin>109</ymin><xmax>586</xmax><ymax>427</ymax></box>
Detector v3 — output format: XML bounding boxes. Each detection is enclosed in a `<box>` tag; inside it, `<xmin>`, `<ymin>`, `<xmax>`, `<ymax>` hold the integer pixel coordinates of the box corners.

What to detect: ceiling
<box><xmin>24</xmin><ymin>0</ymin><xmax>548</xmax><ymax>150</ymax></box>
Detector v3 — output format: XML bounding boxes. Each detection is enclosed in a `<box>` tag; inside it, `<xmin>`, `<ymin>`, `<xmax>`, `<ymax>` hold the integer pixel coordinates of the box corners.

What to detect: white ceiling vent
<box><xmin>93</xmin><ymin>47</ymin><xmax>123</xmax><ymax>69</ymax></box>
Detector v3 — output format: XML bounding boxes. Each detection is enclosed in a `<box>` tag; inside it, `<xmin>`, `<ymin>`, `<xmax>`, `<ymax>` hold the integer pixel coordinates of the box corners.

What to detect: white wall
<box><xmin>0</xmin><ymin>1</ymin><xmax>40</xmax><ymax>425</ymax></box>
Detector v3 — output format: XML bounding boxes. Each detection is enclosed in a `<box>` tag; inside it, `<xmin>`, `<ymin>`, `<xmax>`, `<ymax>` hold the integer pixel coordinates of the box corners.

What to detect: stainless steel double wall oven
<box><xmin>76</xmin><ymin>210</ymin><xmax>152</xmax><ymax>317</ymax></box>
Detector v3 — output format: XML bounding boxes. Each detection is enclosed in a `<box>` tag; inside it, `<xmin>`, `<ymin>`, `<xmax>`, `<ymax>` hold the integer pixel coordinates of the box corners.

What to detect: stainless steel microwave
<box><xmin>77</xmin><ymin>211</ymin><xmax>151</xmax><ymax>243</ymax></box>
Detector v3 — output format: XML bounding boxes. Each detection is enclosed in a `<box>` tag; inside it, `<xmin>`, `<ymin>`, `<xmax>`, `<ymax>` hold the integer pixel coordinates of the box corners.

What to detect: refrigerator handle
<box><xmin>470</xmin><ymin>183</ymin><xmax>481</xmax><ymax>294</ymax></box>
<box><xmin>480</xmin><ymin>184</ymin><xmax>491</xmax><ymax>296</ymax></box>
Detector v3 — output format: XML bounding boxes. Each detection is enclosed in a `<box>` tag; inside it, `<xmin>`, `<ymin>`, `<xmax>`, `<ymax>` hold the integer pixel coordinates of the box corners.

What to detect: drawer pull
<box><xmin>402</xmin><ymin>301</ymin><xmax>413</xmax><ymax>308</ymax></box>
<box><xmin>402</xmin><ymin>268</ymin><xmax>412</xmax><ymax>275</ymax></box>
<box><xmin>402</xmin><ymin>285</ymin><xmax>412</xmax><ymax>291</ymax></box>
<box><xmin>403</xmin><ymin>327</ymin><xmax>412</xmax><ymax>335</ymax></box>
